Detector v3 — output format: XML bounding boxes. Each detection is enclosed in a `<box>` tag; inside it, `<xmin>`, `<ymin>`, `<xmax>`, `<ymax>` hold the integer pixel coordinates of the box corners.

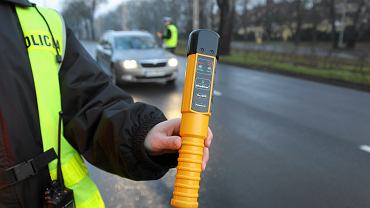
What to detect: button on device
<box><xmin>196</xmin><ymin>93</ymin><xmax>207</xmax><ymax>98</ymax></box>
<box><xmin>195</xmin><ymin>103</ymin><xmax>207</xmax><ymax>108</ymax></box>
<box><xmin>195</xmin><ymin>78</ymin><xmax>210</xmax><ymax>89</ymax></box>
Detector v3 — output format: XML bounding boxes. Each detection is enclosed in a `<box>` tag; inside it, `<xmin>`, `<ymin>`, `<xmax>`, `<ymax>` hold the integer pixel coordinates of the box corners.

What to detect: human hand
<box><xmin>144</xmin><ymin>118</ymin><xmax>213</xmax><ymax>170</ymax></box>
<box><xmin>156</xmin><ymin>32</ymin><xmax>162</xmax><ymax>38</ymax></box>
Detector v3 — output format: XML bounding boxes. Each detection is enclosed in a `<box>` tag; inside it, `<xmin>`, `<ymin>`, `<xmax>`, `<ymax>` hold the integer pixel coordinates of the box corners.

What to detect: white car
<box><xmin>96</xmin><ymin>31</ymin><xmax>178</xmax><ymax>85</ymax></box>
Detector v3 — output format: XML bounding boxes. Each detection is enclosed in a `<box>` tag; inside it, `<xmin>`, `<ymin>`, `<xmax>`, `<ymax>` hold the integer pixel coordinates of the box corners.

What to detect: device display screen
<box><xmin>191</xmin><ymin>55</ymin><xmax>215</xmax><ymax>112</ymax></box>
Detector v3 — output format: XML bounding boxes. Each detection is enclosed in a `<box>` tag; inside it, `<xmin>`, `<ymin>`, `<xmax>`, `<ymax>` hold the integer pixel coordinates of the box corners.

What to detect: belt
<box><xmin>0</xmin><ymin>148</ymin><xmax>57</xmax><ymax>189</ymax></box>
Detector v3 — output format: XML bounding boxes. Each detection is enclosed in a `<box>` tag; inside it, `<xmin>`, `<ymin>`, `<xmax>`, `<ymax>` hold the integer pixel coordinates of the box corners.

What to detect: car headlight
<box><xmin>121</xmin><ymin>60</ymin><xmax>138</xmax><ymax>70</ymax></box>
<box><xmin>168</xmin><ymin>58</ymin><xmax>178</xmax><ymax>67</ymax></box>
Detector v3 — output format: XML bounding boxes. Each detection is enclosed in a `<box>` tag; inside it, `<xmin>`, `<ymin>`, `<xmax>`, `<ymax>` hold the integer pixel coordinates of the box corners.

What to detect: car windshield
<box><xmin>114</xmin><ymin>35</ymin><xmax>158</xmax><ymax>50</ymax></box>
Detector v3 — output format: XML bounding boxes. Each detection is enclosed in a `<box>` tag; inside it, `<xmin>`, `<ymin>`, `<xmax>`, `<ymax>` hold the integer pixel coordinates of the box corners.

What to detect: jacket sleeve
<box><xmin>58</xmin><ymin>29</ymin><xmax>178</xmax><ymax>181</ymax></box>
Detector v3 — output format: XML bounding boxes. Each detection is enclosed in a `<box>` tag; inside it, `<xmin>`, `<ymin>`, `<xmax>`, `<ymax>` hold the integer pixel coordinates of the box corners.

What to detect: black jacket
<box><xmin>0</xmin><ymin>0</ymin><xmax>177</xmax><ymax>207</ymax></box>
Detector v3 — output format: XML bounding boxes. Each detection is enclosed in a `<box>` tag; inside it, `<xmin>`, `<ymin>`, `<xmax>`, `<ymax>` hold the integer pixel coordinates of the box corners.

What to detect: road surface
<box><xmin>82</xmin><ymin>41</ymin><xmax>370</xmax><ymax>208</ymax></box>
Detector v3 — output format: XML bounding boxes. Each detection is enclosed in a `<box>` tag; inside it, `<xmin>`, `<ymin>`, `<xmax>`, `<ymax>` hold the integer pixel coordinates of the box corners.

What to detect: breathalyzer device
<box><xmin>171</xmin><ymin>29</ymin><xmax>220</xmax><ymax>208</ymax></box>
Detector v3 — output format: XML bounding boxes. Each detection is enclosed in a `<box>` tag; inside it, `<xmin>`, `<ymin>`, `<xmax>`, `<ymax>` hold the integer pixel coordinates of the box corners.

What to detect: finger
<box><xmin>202</xmin><ymin>147</ymin><xmax>209</xmax><ymax>171</ymax></box>
<box><xmin>167</xmin><ymin>118</ymin><xmax>181</xmax><ymax>136</ymax></box>
<box><xmin>156</xmin><ymin>135</ymin><xmax>181</xmax><ymax>151</ymax></box>
<box><xmin>205</xmin><ymin>128</ymin><xmax>213</xmax><ymax>147</ymax></box>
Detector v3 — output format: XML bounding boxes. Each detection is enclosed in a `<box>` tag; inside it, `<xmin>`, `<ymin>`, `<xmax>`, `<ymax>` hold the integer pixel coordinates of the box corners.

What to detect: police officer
<box><xmin>0</xmin><ymin>0</ymin><xmax>212</xmax><ymax>207</ymax></box>
<box><xmin>157</xmin><ymin>17</ymin><xmax>178</xmax><ymax>53</ymax></box>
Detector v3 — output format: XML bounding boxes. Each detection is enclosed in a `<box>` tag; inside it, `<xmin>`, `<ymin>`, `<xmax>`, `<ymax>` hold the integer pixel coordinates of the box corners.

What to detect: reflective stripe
<box><xmin>78</xmin><ymin>191</ymin><xmax>105</xmax><ymax>208</ymax></box>
<box><xmin>49</xmin><ymin>153</ymin><xmax>88</xmax><ymax>187</ymax></box>
<box><xmin>69</xmin><ymin>176</ymin><xmax>104</xmax><ymax>208</ymax></box>
<box><xmin>15</xmin><ymin>6</ymin><xmax>104</xmax><ymax>208</ymax></box>
<box><xmin>164</xmin><ymin>24</ymin><xmax>178</xmax><ymax>48</ymax></box>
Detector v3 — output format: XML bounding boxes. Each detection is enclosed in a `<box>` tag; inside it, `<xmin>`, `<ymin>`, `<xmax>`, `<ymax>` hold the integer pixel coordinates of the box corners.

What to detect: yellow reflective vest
<box><xmin>15</xmin><ymin>6</ymin><xmax>105</xmax><ymax>208</ymax></box>
<box><xmin>164</xmin><ymin>24</ymin><xmax>178</xmax><ymax>48</ymax></box>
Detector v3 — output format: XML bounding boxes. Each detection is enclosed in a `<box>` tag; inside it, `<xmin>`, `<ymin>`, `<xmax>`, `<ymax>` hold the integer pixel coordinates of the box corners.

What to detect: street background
<box><xmin>34</xmin><ymin>0</ymin><xmax>370</xmax><ymax>207</ymax></box>
<box><xmin>82</xmin><ymin>41</ymin><xmax>370</xmax><ymax>208</ymax></box>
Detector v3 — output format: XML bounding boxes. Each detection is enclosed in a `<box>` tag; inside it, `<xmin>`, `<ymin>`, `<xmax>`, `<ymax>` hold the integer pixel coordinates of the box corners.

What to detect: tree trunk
<box><xmin>312</xmin><ymin>22</ymin><xmax>318</xmax><ymax>45</ymax></box>
<box><xmin>199</xmin><ymin>0</ymin><xmax>208</xmax><ymax>28</ymax></box>
<box><xmin>346</xmin><ymin>0</ymin><xmax>368</xmax><ymax>49</ymax></box>
<box><xmin>264</xmin><ymin>0</ymin><xmax>273</xmax><ymax>41</ymax></box>
<box><xmin>217</xmin><ymin>0</ymin><xmax>236</xmax><ymax>55</ymax></box>
<box><xmin>185</xmin><ymin>0</ymin><xmax>193</xmax><ymax>37</ymax></box>
<box><xmin>294</xmin><ymin>0</ymin><xmax>303</xmax><ymax>45</ymax></box>
<box><xmin>241</xmin><ymin>0</ymin><xmax>248</xmax><ymax>41</ymax></box>
<box><xmin>328</xmin><ymin>0</ymin><xmax>338</xmax><ymax>49</ymax></box>
<box><xmin>311</xmin><ymin>0</ymin><xmax>319</xmax><ymax>45</ymax></box>
<box><xmin>210</xmin><ymin>1</ymin><xmax>217</xmax><ymax>31</ymax></box>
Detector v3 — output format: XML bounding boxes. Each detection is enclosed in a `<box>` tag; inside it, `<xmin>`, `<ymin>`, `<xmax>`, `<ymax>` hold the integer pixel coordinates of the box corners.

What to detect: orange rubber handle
<box><xmin>171</xmin><ymin>135</ymin><xmax>204</xmax><ymax>208</ymax></box>
<box><xmin>171</xmin><ymin>113</ymin><xmax>209</xmax><ymax>208</ymax></box>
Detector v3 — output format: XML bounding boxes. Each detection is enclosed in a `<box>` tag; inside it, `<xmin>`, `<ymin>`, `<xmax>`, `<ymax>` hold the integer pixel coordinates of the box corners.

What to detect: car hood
<box><xmin>112</xmin><ymin>48</ymin><xmax>175</xmax><ymax>62</ymax></box>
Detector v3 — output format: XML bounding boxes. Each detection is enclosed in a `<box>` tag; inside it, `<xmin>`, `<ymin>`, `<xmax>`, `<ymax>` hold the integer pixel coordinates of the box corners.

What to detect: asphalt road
<box><xmin>82</xmin><ymin>42</ymin><xmax>370</xmax><ymax>208</ymax></box>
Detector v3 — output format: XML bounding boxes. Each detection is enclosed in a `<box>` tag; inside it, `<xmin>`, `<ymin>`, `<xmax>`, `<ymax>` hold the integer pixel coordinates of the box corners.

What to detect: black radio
<box><xmin>44</xmin><ymin>180</ymin><xmax>74</xmax><ymax>208</ymax></box>
<box><xmin>43</xmin><ymin>111</ymin><xmax>75</xmax><ymax>208</ymax></box>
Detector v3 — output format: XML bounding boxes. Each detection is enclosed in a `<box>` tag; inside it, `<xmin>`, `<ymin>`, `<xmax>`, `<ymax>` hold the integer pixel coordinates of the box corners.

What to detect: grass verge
<box><xmin>175</xmin><ymin>46</ymin><xmax>370</xmax><ymax>90</ymax></box>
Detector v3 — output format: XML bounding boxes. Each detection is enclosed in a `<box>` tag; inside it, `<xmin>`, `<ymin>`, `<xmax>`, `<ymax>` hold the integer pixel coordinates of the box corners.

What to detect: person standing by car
<box><xmin>157</xmin><ymin>17</ymin><xmax>178</xmax><ymax>53</ymax></box>
<box><xmin>0</xmin><ymin>1</ymin><xmax>212</xmax><ymax>207</ymax></box>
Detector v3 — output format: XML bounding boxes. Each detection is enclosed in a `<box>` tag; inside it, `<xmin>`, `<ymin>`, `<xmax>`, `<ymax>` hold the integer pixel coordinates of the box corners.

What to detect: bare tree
<box><xmin>294</xmin><ymin>0</ymin><xmax>303</xmax><ymax>45</ymax></box>
<box><xmin>233</xmin><ymin>0</ymin><xmax>249</xmax><ymax>40</ymax></box>
<box><xmin>241</xmin><ymin>0</ymin><xmax>249</xmax><ymax>41</ymax></box>
<box><xmin>264</xmin><ymin>0</ymin><xmax>274</xmax><ymax>40</ymax></box>
<box><xmin>326</xmin><ymin>0</ymin><xmax>338</xmax><ymax>48</ymax></box>
<box><xmin>62</xmin><ymin>0</ymin><xmax>91</xmax><ymax>39</ymax></box>
<box><xmin>217</xmin><ymin>0</ymin><xmax>236</xmax><ymax>55</ymax></box>
<box><xmin>200</xmin><ymin>0</ymin><xmax>211</xmax><ymax>29</ymax></box>
<box><xmin>62</xmin><ymin>0</ymin><xmax>106</xmax><ymax>40</ymax></box>
<box><xmin>210</xmin><ymin>1</ymin><xmax>219</xmax><ymax>31</ymax></box>
<box><xmin>309</xmin><ymin>0</ymin><xmax>321</xmax><ymax>44</ymax></box>
<box><xmin>346</xmin><ymin>0</ymin><xmax>370</xmax><ymax>48</ymax></box>
<box><xmin>87</xmin><ymin>0</ymin><xmax>107</xmax><ymax>40</ymax></box>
